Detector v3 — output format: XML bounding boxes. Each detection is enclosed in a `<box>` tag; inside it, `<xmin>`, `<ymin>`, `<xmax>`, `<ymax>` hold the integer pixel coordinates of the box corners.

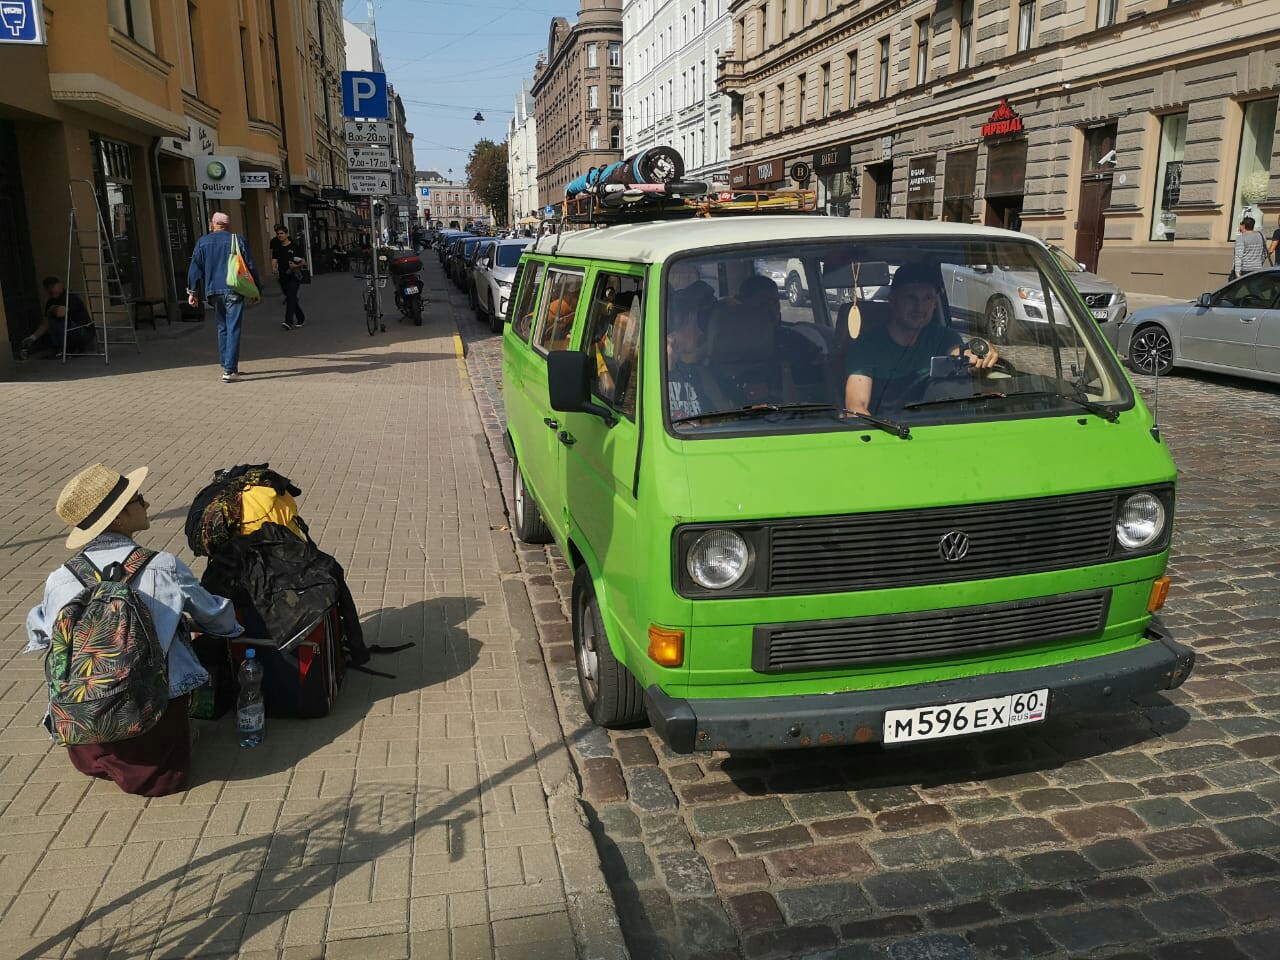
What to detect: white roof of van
<box><xmin>525</xmin><ymin>216</ymin><xmax>1029</xmax><ymax>264</ymax></box>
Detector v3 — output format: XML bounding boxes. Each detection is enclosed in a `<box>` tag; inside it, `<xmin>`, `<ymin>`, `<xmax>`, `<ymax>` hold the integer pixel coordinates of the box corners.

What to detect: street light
<box><xmin>473</xmin><ymin>111</ymin><xmax>486</xmax><ymax>124</ymax></box>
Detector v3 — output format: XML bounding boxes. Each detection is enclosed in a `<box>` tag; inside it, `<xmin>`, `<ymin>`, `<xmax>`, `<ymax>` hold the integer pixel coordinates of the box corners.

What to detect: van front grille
<box><xmin>767</xmin><ymin>491</ymin><xmax>1118</xmax><ymax>595</ymax></box>
<box><xmin>752</xmin><ymin>591</ymin><xmax>1111</xmax><ymax>673</ymax></box>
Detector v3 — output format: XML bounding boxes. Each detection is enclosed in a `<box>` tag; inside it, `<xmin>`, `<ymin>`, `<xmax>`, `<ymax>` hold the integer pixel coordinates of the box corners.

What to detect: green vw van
<box><xmin>501</xmin><ymin>214</ymin><xmax>1192</xmax><ymax>753</ymax></box>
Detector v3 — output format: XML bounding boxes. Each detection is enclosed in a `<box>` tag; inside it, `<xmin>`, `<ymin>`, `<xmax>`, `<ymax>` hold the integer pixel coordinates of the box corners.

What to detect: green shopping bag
<box><xmin>225</xmin><ymin>234</ymin><xmax>260</xmax><ymax>298</ymax></box>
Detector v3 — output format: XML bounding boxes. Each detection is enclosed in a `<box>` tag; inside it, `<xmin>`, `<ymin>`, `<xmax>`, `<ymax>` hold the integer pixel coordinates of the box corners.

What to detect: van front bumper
<box><xmin>645</xmin><ymin>622</ymin><xmax>1194</xmax><ymax>754</ymax></box>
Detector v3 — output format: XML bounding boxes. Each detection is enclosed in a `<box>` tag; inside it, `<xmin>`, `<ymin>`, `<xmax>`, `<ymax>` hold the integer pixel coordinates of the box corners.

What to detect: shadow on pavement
<box><xmin>188</xmin><ymin>596</ymin><xmax>483</xmax><ymax>784</ymax></box>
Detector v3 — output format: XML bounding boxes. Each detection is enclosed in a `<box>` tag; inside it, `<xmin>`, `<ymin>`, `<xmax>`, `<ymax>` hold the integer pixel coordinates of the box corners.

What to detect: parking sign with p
<box><xmin>341</xmin><ymin>71</ymin><xmax>388</xmax><ymax>119</ymax></box>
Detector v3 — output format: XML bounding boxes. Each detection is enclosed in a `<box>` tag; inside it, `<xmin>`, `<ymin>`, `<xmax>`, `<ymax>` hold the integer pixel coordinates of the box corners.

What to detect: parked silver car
<box><xmin>472</xmin><ymin>239</ymin><xmax>531</xmax><ymax>333</ymax></box>
<box><xmin>941</xmin><ymin>245</ymin><xmax>1126</xmax><ymax>342</ymax></box>
<box><xmin>1115</xmin><ymin>267</ymin><xmax>1280</xmax><ymax>383</ymax></box>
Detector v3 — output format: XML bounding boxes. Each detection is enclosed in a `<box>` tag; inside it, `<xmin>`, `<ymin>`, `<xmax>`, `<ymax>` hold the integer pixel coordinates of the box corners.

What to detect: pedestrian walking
<box><xmin>1267</xmin><ymin>213</ymin><xmax>1280</xmax><ymax>265</ymax></box>
<box><xmin>25</xmin><ymin>463</ymin><xmax>243</xmax><ymax>797</ymax></box>
<box><xmin>271</xmin><ymin>224</ymin><xmax>308</xmax><ymax>330</ymax></box>
<box><xmin>1232</xmin><ymin>216</ymin><xmax>1266</xmax><ymax>279</ymax></box>
<box><xmin>187</xmin><ymin>211</ymin><xmax>262</xmax><ymax>382</ymax></box>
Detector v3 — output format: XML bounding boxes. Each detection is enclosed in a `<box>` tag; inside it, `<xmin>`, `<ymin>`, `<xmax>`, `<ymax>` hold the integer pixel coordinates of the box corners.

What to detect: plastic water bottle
<box><xmin>237</xmin><ymin>648</ymin><xmax>265</xmax><ymax>747</ymax></box>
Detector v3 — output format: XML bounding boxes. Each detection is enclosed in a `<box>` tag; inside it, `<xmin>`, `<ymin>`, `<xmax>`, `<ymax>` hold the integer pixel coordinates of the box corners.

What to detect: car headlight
<box><xmin>1017</xmin><ymin>286</ymin><xmax>1045</xmax><ymax>303</ymax></box>
<box><xmin>498</xmin><ymin>279</ymin><xmax>512</xmax><ymax>288</ymax></box>
<box><xmin>1114</xmin><ymin>292</ymin><xmax>1127</xmax><ymax>307</ymax></box>
<box><xmin>686</xmin><ymin>529</ymin><xmax>750</xmax><ymax>590</ymax></box>
<box><xmin>1116</xmin><ymin>492</ymin><xmax>1166</xmax><ymax>550</ymax></box>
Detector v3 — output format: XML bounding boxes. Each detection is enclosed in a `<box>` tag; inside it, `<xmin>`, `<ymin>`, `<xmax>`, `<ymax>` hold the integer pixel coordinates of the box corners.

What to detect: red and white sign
<box><xmin>981</xmin><ymin>98</ymin><xmax>1024</xmax><ymax>139</ymax></box>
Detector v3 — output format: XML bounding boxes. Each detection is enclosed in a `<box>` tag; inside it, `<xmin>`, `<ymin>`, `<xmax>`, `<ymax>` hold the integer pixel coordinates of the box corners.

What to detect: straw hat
<box><xmin>55</xmin><ymin>463</ymin><xmax>149</xmax><ymax>550</ymax></box>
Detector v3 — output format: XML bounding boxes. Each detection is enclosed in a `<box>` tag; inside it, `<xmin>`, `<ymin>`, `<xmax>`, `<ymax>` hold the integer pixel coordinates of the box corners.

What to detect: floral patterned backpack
<box><xmin>44</xmin><ymin>548</ymin><xmax>169</xmax><ymax>746</ymax></box>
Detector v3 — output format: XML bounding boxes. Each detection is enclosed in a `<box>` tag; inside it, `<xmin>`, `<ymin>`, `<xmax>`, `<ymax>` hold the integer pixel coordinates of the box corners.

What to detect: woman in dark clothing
<box><xmin>271</xmin><ymin>225</ymin><xmax>308</xmax><ymax>330</ymax></box>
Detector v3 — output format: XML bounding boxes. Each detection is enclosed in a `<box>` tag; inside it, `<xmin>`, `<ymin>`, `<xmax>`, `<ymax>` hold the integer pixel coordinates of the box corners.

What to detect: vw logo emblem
<box><xmin>938</xmin><ymin>531</ymin><xmax>970</xmax><ymax>562</ymax></box>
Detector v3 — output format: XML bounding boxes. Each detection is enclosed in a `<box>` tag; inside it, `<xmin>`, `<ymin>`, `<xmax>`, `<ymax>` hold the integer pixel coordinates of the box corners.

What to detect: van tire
<box><xmin>512</xmin><ymin>458</ymin><xmax>552</xmax><ymax>544</ymax></box>
<box><xmin>572</xmin><ymin>565</ymin><xmax>646</xmax><ymax>728</ymax></box>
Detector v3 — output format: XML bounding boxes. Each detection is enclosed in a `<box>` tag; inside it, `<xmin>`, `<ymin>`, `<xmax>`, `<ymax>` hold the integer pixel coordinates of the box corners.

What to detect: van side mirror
<box><xmin>547</xmin><ymin>351</ymin><xmax>616</xmax><ymax>425</ymax></box>
<box><xmin>1197</xmin><ymin>293</ymin><xmax>1212</xmax><ymax>307</ymax></box>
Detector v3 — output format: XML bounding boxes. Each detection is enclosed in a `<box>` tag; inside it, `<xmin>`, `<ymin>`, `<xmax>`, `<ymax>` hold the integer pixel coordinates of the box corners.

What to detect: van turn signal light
<box><xmin>1148</xmin><ymin>576</ymin><xmax>1171</xmax><ymax>612</ymax></box>
<box><xmin>648</xmin><ymin>626</ymin><xmax>685</xmax><ymax>667</ymax></box>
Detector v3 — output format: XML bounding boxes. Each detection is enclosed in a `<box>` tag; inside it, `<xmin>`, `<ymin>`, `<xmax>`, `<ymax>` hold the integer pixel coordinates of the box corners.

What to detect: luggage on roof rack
<box><xmin>559</xmin><ymin>181</ymin><xmax>819</xmax><ymax>225</ymax></box>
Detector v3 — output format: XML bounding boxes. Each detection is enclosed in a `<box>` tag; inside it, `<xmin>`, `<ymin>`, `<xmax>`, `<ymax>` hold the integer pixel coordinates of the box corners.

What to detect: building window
<box><xmin>588</xmin><ymin>85</ymin><xmax>599</xmax><ymax>109</ymax></box>
<box><xmin>776</xmin><ymin>81</ymin><xmax>785</xmax><ymax>132</ymax></box>
<box><xmin>736</xmin><ymin>17</ymin><xmax>745</xmax><ymax>54</ymax></box>
<box><xmin>609</xmin><ymin>41</ymin><xmax>621</xmax><ymax>66</ymax></box>
<box><xmin>610</xmin><ymin>85</ymin><xmax>622</xmax><ymax>109</ymax></box>
<box><xmin>797</xmin><ymin>73</ymin><xmax>807</xmax><ymax>124</ymax></box>
<box><xmin>185</xmin><ymin>2</ymin><xmax>201</xmax><ymax>93</ymax></box>
<box><xmin>1150</xmin><ymin>112</ymin><xmax>1188</xmax><ymax>241</ymax></box>
<box><xmin>590</xmin><ymin>126</ymin><xmax>600</xmax><ymax>150</ymax></box>
<box><xmin>587</xmin><ymin>43</ymin><xmax>598</xmax><ymax>68</ymax></box>
<box><xmin>821</xmin><ymin>63</ymin><xmax>830</xmax><ymax>115</ymax></box>
<box><xmin>1016</xmin><ymin>0</ymin><xmax>1036</xmax><ymax>51</ymax></box>
<box><xmin>878</xmin><ymin>36</ymin><xmax>890</xmax><ymax>99</ymax></box>
<box><xmin>779</xmin><ymin>0</ymin><xmax>787</xmax><ymax>41</ymax></box>
<box><xmin>958</xmin><ymin>0</ymin><xmax>974</xmax><ymax>70</ymax></box>
<box><xmin>942</xmin><ymin>149</ymin><xmax>978</xmax><ymax>222</ymax></box>
<box><xmin>847</xmin><ymin>50</ymin><xmax>857</xmax><ymax>107</ymax></box>
<box><xmin>1096</xmin><ymin>0</ymin><xmax>1118</xmax><ymax>28</ymax></box>
<box><xmin>915</xmin><ymin>16</ymin><xmax>930</xmax><ymax>86</ymax></box>
<box><xmin>757</xmin><ymin>91</ymin><xmax>766</xmax><ymax>138</ymax></box>
<box><xmin>1232</xmin><ymin>97</ymin><xmax>1278</xmax><ymax>238</ymax></box>
<box><xmin>108</xmin><ymin>0</ymin><xmax>156</xmax><ymax>50</ymax></box>
<box><xmin>610</xmin><ymin>125</ymin><xmax>621</xmax><ymax>149</ymax></box>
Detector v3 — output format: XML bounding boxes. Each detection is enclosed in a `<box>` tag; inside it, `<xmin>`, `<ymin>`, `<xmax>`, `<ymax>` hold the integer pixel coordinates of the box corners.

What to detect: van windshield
<box><xmin>663</xmin><ymin>238</ymin><xmax>1131</xmax><ymax>435</ymax></box>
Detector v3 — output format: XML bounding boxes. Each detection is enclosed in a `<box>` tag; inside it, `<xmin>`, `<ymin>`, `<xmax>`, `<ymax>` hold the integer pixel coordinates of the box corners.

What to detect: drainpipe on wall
<box><xmin>150</xmin><ymin>137</ymin><xmax>179</xmax><ymax>321</ymax></box>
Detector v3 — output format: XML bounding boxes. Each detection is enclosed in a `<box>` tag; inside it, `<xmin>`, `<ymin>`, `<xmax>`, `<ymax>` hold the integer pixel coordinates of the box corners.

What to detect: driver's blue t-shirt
<box><xmin>845</xmin><ymin>324</ymin><xmax>964</xmax><ymax>412</ymax></box>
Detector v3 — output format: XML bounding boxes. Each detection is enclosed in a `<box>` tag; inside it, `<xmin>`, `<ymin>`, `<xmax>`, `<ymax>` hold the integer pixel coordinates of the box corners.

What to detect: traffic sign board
<box><xmin>348</xmin><ymin>172</ymin><xmax>392</xmax><ymax>195</ymax></box>
<box><xmin>343</xmin><ymin>120</ymin><xmax>392</xmax><ymax>146</ymax></box>
<box><xmin>341</xmin><ymin>71</ymin><xmax>388</xmax><ymax>119</ymax></box>
<box><xmin>346</xmin><ymin>146</ymin><xmax>391</xmax><ymax>172</ymax></box>
<box><xmin>0</xmin><ymin>1</ymin><xmax>45</xmax><ymax>45</ymax></box>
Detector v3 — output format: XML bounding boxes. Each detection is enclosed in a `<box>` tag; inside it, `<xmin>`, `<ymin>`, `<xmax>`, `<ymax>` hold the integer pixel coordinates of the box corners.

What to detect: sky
<box><xmin>342</xmin><ymin>0</ymin><xmax>574</xmax><ymax>181</ymax></box>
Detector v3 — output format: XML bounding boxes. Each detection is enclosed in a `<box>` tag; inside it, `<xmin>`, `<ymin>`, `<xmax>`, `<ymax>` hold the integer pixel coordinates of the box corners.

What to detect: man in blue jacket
<box><xmin>186</xmin><ymin>211</ymin><xmax>262</xmax><ymax>382</ymax></box>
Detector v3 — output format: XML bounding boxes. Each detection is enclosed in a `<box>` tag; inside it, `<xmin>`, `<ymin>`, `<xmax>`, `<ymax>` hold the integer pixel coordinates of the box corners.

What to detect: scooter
<box><xmin>389</xmin><ymin>254</ymin><xmax>424</xmax><ymax>325</ymax></box>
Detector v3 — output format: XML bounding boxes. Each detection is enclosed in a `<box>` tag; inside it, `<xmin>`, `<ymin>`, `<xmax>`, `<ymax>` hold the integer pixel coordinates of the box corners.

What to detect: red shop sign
<box><xmin>981</xmin><ymin>98</ymin><xmax>1024</xmax><ymax>139</ymax></box>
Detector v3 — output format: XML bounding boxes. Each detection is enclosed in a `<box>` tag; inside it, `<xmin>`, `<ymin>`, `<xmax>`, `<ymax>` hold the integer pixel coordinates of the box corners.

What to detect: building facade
<box><xmin>622</xmin><ymin>0</ymin><xmax>733</xmax><ymax>182</ymax></box>
<box><xmin>416</xmin><ymin>173</ymin><xmax>492</xmax><ymax>227</ymax></box>
<box><xmin>531</xmin><ymin>0</ymin><xmax>625</xmax><ymax>209</ymax></box>
<box><xmin>0</xmin><ymin>0</ymin><xmax>354</xmax><ymax>377</ymax></box>
<box><xmin>717</xmin><ymin>0</ymin><xmax>1280</xmax><ymax>297</ymax></box>
<box><xmin>508</xmin><ymin>82</ymin><xmax>539</xmax><ymax>224</ymax></box>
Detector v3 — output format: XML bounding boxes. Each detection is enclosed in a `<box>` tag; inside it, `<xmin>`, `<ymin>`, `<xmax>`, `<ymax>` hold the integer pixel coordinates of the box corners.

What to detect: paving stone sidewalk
<box><xmin>0</xmin><ymin>269</ymin><xmax>625</xmax><ymax>960</ymax></box>
<box><xmin>450</xmin><ymin>262</ymin><xmax>1280</xmax><ymax>960</ymax></box>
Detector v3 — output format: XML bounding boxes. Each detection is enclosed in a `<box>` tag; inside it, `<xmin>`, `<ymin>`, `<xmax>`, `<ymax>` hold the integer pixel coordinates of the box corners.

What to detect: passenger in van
<box><xmin>844</xmin><ymin>263</ymin><xmax>999</xmax><ymax>415</ymax></box>
<box><xmin>546</xmin><ymin>288</ymin><xmax>580</xmax><ymax>349</ymax></box>
<box><xmin>703</xmin><ymin>274</ymin><xmax>792</xmax><ymax>405</ymax></box>
<box><xmin>668</xmin><ymin>261</ymin><xmax>716</xmax><ymax>316</ymax></box>
<box><xmin>667</xmin><ymin>296</ymin><xmax>730</xmax><ymax>421</ymax></box>
<box><xmin>593</xmin><ymin>293</ymin><xmax>639</xmax><ymax>401</ymax></box>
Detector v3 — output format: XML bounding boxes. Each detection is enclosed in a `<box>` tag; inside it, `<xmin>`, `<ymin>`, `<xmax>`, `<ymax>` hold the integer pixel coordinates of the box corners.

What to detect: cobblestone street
<box><xmin>446</xmin><ymin>258</ymin><xmax>1280</xmax><ymax>960</ymax></box>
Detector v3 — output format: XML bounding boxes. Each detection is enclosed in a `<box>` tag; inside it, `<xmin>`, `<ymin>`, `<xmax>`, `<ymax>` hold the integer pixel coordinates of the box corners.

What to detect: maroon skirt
<box><xmin>66</xmin><ymin>694</ymin><xmax>192</xmax><ymax>797</ymax></box>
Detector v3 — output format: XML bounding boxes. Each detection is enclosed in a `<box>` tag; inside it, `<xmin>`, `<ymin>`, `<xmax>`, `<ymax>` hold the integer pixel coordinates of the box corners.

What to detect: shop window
<box><xmin>1231</xmin><ymin>97</ymin><xmax>1278</xmax><ymax>239</ymax></box>
<box><xmin>942</xmin><ymin>149</ymin><xmax>978</xmax><ymax>222</ymax></box>
<box><xmin>1150</xmin><ymin>113</ymin><xmax>1187</xmax><ymax>241</ymax></box>
<box><xmin>822</xmin><ymin>170</ymin><xmax>852</xmax><ymax>217</ymax></box>
<box><xmin>584</xmin><ymin>273</ymin><xmax>643</xmax><ymax>418</ymax></box>
<box><xmin>1016</xmin><ymin>0</ymin><xmax>1036</xmax><ymax>51</ymax></box>
<box><xmin>90</xmin><ymin>135</ymin><xmax>139</xmax><ymax>302</ymax></box>
<box><xmin>907</xmin><ymin>156</ymin><xmax>937</xmax><ymax>219</ymax></box>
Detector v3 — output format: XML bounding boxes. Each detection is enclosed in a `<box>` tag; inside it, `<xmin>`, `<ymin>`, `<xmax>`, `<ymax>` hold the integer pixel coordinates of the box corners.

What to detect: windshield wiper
<box><xmin>903</xmin><ymin>389</ymin><xmax>1118</xmax><ymax>422</ymax></box>
<box><xmin>672</xmin><ymin>402</ymin><xmax>911</xmax><ymax>438</ymax></box>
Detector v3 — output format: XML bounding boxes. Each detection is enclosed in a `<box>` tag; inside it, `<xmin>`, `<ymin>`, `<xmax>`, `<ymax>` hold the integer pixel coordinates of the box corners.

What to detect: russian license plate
<box><xmin>883</xmin><ymin>689</ymin><xmax>1048</xmax><ymax>744</ymax></box>
<box><xmin>404</xmin><ymin>286</ymin><xmax>419</xmax><ymax>294</ymax></box>
<box><xmin>1090</xmin><ymin>308</ymin><xmax>1108</xmax><ymax>320</ymax></box>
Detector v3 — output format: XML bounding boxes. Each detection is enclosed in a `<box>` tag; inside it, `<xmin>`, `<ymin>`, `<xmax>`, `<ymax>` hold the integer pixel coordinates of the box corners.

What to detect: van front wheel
<box><xmin>513</xmin><ymin>458</ymin><xmax>552</xmax><ymax>544</ymax></box>
<box><xmin>573</xmin><ymin>566</ymin><xmax>646</xmax><ymax>728</ymax></box>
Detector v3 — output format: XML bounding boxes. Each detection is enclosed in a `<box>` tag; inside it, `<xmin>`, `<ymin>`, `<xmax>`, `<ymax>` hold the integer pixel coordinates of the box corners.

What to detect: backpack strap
<box><xmin>63</xmin><ymin>553</ymin><xmax>101</xmax><ymax>589</ymax></box>
<box><xmin>120</xmin><ymin>547</ymin><xmax>158</xmax><ymax>583</ymax></box>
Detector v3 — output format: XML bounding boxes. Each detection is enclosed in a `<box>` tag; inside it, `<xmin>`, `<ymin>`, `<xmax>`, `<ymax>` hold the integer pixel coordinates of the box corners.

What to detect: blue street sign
<box><xmin>341</xmin><ymin>71</ymin><xmax>388</xmax><ymax>119</ymax></box>
<box><xmin>0</xmin><ymin>1</ymin><xmax>45</xmax><ymax>44</ymax></box>
<box><xmin>420</xmin><ymin>187</ymin><xmax>430</xmax><ymax>197</ymax></box>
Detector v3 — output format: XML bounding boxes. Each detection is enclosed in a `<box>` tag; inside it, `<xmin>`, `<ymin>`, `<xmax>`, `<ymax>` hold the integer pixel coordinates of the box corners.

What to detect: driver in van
<box><xmin>844</xmin><ymin>263</ymin><xmax>999</xmax><ymax>416</ymax></box>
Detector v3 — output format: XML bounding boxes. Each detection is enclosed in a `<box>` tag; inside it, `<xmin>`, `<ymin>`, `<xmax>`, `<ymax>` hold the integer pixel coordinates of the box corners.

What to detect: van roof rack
<box><xmin>560</xmin><ymin>181</ymin><xmax>818</xmax><ymax>225</ymax></box>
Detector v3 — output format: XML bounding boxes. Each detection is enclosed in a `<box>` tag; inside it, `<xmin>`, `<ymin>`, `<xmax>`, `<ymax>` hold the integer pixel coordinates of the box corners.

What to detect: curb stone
<box><xmin>442</xmin><ymin>263</ymin><xmax>631</xmax><ymax>960</ymax></box>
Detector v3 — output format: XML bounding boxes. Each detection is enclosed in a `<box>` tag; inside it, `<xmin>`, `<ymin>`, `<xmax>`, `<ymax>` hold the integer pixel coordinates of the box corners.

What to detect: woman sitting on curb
<box><xmin>25</xmin><ymin>463</ymin><xmax>243</xmax><ymax>797</ymax></box>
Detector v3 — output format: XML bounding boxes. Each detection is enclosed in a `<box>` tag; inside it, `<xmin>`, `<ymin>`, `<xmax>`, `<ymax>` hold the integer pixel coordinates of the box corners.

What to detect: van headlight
<box><xmin>1117</xmin><ymin>492</ymin><xmax>1166</xmax><ymax>550</ymax></box>
<box><xmin>687</xmin><ymin>530</ymin><xmax>750</xmax><ymax>590</ymax></box>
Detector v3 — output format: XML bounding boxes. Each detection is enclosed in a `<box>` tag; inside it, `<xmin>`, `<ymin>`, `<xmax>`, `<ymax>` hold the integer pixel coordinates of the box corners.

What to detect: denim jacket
<box><xmin>25</xmin><ymin>533</ymin><xmax>243</xmax><ymax>712</ymax></box>
<box><xmin>187</xmin><ymin>230</ymin><xmax>262</xmax><ymax>298</ymax></box>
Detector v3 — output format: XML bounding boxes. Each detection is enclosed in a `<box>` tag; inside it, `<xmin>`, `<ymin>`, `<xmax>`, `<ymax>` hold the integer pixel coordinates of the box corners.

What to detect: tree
<box><xmin>467</xmin><ymin>139</ymin><xmax>509</xmax><ymax>226</ymax></box>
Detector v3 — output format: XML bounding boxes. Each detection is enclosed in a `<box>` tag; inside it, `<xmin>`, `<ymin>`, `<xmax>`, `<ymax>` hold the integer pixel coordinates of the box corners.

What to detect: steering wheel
<box><xmin>967</xmin><ymin>338</ymin><xmax>1018</xmax><ymax>378</ymax></box>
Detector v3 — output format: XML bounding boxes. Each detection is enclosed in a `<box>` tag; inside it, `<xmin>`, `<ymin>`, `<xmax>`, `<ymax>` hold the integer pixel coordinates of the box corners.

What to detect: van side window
<box><xmin>510</xmin><ymin>260</ymin><xmax>545</xmax><ymax>341</ymax></box>
<box><xmin>533</xmin><ymin>270</ymin><xmax>585</xmax><ymax>353</ymax></box>
<box><xmin>584</xmin><ymin>273</ymin><xmax>643</xmax><ymax>420</ymax></box>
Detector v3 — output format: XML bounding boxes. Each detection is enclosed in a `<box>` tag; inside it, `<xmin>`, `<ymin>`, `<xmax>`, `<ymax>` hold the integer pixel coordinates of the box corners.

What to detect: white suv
<box><xmin>472</xmin><ymin>239</ymin><xmax>532</xmax><ymax>333</ymax></box>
